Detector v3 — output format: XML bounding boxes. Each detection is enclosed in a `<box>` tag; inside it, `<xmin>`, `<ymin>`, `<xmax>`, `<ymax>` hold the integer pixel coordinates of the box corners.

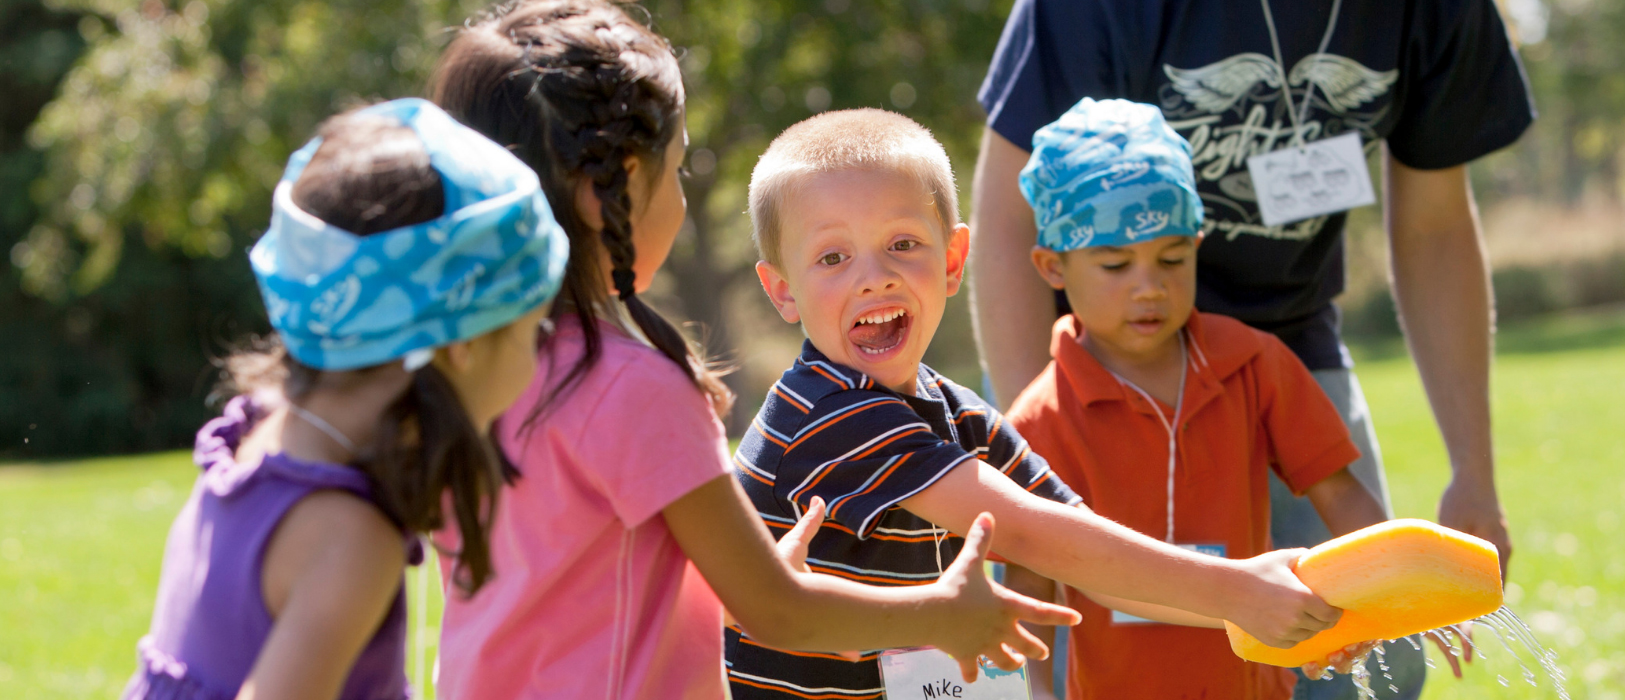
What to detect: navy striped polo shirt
<box><xmin>726</xmin><ymin>341</ymin><xmax>1080</xmax><ymax>700</ymax></box>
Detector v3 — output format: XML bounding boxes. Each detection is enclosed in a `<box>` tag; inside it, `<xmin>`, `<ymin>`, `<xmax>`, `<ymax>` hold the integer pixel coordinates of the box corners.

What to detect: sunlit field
<box><xmin>4</xmin><ymin>308</ymin><xmax>1623</xmax><ymax>699</ymax></box>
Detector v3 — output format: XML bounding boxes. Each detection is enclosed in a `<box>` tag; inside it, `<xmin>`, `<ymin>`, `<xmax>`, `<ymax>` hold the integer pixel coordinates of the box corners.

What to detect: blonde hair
<box><xmin>749</xmin><ymin>108</ymin><xmax>959</xmax><ymax>266</ymax></box>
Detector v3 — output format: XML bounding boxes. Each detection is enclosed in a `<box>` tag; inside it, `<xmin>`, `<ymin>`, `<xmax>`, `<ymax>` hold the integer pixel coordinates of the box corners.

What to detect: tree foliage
<box><xmin>6</xmin><ymin>0</ymin><xmax>1610</xmax><ymax>455</ymax></box>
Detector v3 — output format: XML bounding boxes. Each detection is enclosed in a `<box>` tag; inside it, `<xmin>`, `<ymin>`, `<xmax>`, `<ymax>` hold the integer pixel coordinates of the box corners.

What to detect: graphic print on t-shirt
<box><xmin>1158</xmin><ymin>52</ymin><xmax>1397</xmax><ymax>242</ymax></box>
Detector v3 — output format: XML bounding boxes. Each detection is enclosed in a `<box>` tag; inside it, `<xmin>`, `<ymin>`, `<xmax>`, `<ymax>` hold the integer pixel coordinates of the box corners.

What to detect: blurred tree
<box><xmin>14</xmin><ymin>0</ymin><xmax>1016</xmax><ymax>449</ymax></box>
<box><xmin>6</xmin><ymin>0</ymin><xmax>485</xmax><ymax>457</ymax></box>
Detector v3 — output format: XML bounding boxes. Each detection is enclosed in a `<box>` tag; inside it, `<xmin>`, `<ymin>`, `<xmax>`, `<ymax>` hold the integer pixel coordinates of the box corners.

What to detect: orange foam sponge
<box><xmin>1226</xmin><ymin>519</ymin><xmax>1503</xmax><ymax>668</ymax></box>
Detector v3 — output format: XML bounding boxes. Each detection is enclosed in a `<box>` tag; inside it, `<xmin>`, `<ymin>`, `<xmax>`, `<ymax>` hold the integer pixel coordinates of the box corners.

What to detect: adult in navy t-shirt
<box><xmin>971</xmin><ymin>2</ymin><xmax>1532</xmax><ymax>699</ymax></box>
<box><xmin>978</xmin><ymin>0</ymin><xmax>1532</xmax><ymax>370</ymax></box>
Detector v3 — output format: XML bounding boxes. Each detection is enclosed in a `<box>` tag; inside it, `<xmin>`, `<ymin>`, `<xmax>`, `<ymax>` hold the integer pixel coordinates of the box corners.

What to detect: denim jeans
<box><xmin>1273</xmin><ymin>369</ymin><xmax>1426</xmax><ymax>700</ymax></box>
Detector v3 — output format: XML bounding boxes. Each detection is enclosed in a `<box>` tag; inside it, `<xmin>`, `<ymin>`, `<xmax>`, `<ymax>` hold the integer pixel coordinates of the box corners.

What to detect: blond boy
<box><xmin>727</xmin><ymin>109</ymin><xmax>1343</xmax><ymax>699</ymax></box>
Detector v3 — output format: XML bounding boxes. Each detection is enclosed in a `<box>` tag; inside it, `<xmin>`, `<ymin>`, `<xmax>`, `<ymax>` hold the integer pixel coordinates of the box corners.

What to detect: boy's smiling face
<box><xmin>1031</xmin><ymin>235</ymin><xmax>1199</xmax><ymax>364</ymax></box>
<box><xmin>756</xmin><ymin>168</ymin><xmax>969</xmax><ymax>394</ymax></box>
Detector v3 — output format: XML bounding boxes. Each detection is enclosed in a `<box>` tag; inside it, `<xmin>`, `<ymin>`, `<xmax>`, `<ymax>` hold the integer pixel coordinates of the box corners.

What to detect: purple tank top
<box><xmin>122</xmin><ymin>397</ymin><xmax>422</xmax><ymax>700</ymax></box>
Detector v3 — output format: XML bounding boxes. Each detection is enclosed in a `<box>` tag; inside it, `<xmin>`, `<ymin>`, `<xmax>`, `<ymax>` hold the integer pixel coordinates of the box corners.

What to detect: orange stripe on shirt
<box><xmin>1024</xmin><ymin>469</ymin><xmax>1054</xmax><ymax>492</ymax></box>
<box><xmin>808</xmin><ymin>564</ymin><xmax>932</xmax><ymax>586</ymax></box>
<box><xmin>952</xmin><ymin>409</ymin><xmax>987</xmax><ymax>424</ymax></box>
<box><xmin>827</xmin><ymin>452</ymin><xmax>911</xmax><ymax>520</ymax></box>
<box><xmin>726</xmin><ymin>675</ymin><xmax>884</xmax><ymax>700</ymax></box>
<box><xmin>793</xmin><ymin>427</ymin><xmax>931</xmax><ymax>501</ymax></box>
<box><xmin>728</xmin><ymin>626</ymin><xmax>879</xmax><ymax>662</ymax></box>
<box><xmin>807</xmin><ymin>364</ymin><xmax>849</xmax><ymax>390</ymax></box>
<box><xmin>774</xmin><ymin>387</ymin><xmax>811</xmax><ymax>413</ymax></box>
<box><xmin>766</xmin><ymin>519</ymin><xmax>954</xmax><ymax>544</ymax></box>
<box><xmin>754</xmin><ymin>421</ymin><xmax>789</xmax><ymax>448</ymax></box>
<box><xmin>785</xmin><ymin>399</ymin><xmax>906</xmax><ymax>453</ymax></box>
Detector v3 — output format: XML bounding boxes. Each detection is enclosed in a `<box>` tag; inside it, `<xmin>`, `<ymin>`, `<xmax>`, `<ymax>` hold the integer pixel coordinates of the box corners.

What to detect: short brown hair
<box><xmin>749</xmin><ymin>109</ymin><xmax>959</xmax><ymax>267</ymax></box>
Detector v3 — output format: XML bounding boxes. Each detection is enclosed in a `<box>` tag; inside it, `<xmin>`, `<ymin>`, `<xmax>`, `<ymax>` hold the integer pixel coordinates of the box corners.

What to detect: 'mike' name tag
<box><xmin>879</xmin><ymin>647</ymin><xmax>1031</xmax><ymax>700</ymax></box>
<box><xmin>1111</xmin><ymin>544</ymin><xmax>1227</xmax><ymax>625</ymax></box>
<box><xmin>1246</xmin><ymin>132</ymin><xmax>1375</xmax><ymax>227</ymax></box>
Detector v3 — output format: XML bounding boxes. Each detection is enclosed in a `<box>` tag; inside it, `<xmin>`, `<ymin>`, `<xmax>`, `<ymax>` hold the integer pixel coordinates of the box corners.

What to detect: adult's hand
<box><xmin>1383</xmin><ymin>149</ymin><xmax>1511</xmax><ymax>582</ymax></box>
<box><xmin>969</xmin><ymin>127</ymin><xmax>1055</xmax><ymax>410</ymax></box>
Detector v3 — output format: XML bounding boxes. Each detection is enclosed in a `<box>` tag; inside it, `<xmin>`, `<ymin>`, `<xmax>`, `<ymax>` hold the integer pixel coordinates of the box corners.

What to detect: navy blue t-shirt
<box><xmin>979</xmin><ymin>0</ymin><xmax>1535</xmax><ymax>369</ymax></box>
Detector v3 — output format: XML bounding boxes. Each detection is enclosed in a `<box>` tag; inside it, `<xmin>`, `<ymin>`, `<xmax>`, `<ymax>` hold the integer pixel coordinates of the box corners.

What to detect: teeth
<box><xmin>856</xmin><ymin>309</ymin><xmax>905</xmax><ymax>325</ymax></box>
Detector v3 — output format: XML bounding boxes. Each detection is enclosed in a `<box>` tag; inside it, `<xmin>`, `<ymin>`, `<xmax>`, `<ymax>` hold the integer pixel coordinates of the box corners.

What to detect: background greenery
<box><xmin>2</xmin><ymin>0</ymin><xmax>1623</xmax><ymax>697</ymax></box>
<box><xmin>4</xmin><ymin>308</ymin><xmax>1624</xmax><ymax>699</ymax></box>
<box><xmin>3</xmin><ymin>0</ymin><xmax>1624</xmax><ymax>454</ymax></box>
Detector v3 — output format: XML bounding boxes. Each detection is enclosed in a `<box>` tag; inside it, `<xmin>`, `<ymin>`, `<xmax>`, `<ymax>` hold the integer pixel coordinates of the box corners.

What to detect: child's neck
<box><xmin>1080</xmin><ymin>330</ymin><xmax>1187</xmax><ymax>407</ymax></box>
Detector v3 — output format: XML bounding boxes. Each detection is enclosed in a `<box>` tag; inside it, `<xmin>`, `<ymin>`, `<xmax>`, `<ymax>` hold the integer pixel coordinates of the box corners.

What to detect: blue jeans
<box><xmin>1273</xmin><ymin>370</ymin><xmax>1425</xmax><ymax>700</ymax></box>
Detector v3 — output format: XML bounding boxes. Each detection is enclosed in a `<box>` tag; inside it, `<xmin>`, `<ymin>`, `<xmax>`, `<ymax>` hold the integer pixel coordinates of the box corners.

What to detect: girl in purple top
<box><xmin>121</xmin><ymin>98</ymin><xmax>569</xmax><ymax>700</ymax></box>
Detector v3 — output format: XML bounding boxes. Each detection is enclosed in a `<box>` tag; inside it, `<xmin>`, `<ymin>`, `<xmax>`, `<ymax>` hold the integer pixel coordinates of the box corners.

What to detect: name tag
<box><xmin>879</xmin><ymin>647</ymin><xmax>1031</xmax><ymax>700</ymax></box>
<box><xmin>1246</xmin><ymin>132</ymin><xmax>1375</xmax><ymax>227</ymax></box>
<box><xmin>1111</xmin><ymin>544</ymin><xmax>1228</xmax><ymax>625</ymax></box>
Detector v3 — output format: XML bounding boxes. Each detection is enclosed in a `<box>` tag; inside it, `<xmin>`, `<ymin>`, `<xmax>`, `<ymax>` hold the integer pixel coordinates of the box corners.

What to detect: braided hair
<box><xmin>431</xmin><ymin>0</ymin><xmax>732</xmax><ymax>426</ymax></box>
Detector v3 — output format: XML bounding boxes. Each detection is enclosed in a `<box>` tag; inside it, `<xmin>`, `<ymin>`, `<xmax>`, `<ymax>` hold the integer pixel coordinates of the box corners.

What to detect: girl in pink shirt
<box><xmin>426</xmin><ymin>1</ymin><xmax>1081</xmax><ymax>698</ymax></box>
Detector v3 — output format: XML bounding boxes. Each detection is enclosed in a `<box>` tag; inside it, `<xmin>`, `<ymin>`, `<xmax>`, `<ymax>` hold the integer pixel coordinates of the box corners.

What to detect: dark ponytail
<box><xmin>431</xmin><ymin>0</ymin><xmax>733</xmax><ymax>427</ymax></box>
<box><xmin>225</xmin><ymin>112</ymin><xmax>509</xmax><ymax>595</ymax></box>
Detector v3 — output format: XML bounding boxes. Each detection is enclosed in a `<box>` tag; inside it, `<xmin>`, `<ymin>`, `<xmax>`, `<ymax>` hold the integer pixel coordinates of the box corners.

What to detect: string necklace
<box><xmin>1260</xmin><ymin>0</ymin><xmax>1345</xmax><ymax>148</ymax></box>
<box><xmin>1105</xmin><ymin>332</ymin><xmax>1189</xmax><ymax>543</ymax></box>
<box><xmin>286</xmin><ymin>403</ymin><xmax>358</xmax><ymax>455</ymax></box>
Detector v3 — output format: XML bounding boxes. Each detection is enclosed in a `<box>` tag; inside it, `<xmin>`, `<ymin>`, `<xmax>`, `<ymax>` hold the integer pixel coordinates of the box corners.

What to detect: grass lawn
<box><xmin>3</xmin><ymin>307</ymin><xmax>1624</xmax><ymax>699</ymax></box>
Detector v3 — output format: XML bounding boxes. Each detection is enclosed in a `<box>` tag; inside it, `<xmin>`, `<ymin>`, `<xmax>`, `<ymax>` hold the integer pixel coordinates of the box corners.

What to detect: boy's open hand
<box><xmin>932</xmin><ymin>513</ymin><xmax>1082</xmax><ymax>684</ymax></box>
<box><xmin>1228</xmin><ymin>549</ymin><xmax>1342</xmax><ymax>648</ymax></box>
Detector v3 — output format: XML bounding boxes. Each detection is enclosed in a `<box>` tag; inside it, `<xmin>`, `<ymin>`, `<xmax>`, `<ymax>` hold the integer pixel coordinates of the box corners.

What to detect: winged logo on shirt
<box><xmin>1163</xmin><ymin>53</ymin><xmax>1397</xmax><ymax>116</ymax></box>
<box><xmin>1157</xmin><ymin>53</ymin><xmax>1396</xmax><ymax>240</ymax></box>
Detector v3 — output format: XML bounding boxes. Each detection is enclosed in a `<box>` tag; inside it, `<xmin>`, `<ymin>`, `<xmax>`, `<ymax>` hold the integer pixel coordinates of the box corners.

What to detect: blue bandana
<box><xmin>251</xmin><ymin>98</ymin><xmax>569</xmax><ymax>371</ymax></box>
<box><xmin>1019</xmin><ymin>98</ymin><xmax>1203</xmax><ymax>252</ymax></box>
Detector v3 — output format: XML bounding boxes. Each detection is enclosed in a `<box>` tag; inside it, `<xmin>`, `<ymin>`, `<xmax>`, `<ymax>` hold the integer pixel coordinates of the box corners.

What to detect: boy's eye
<box><xmin>891</xmin><ymin>239</ymin><xmax>918</xmax><ymax>251</ymax></box>
<box><xmin>820</xmin><ymin>252</ymin><xmax>846</xmax><ymax>266</ymax></box>
<box><xmin>1100</xmin><ymin>261</ymin><xmax>1130</xmax><ymax>271</ymax></box>
<box><xmin>1159</xmin><ymin>256</ymin><xmax>1187</xmax><ymax>267</ymax></box>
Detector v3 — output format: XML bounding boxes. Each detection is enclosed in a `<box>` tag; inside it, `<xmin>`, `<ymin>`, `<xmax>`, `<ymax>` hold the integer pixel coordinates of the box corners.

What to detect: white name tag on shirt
<box><xmin>879</xmin><ymin>647</ymin><xmax>1031</xmax><ymax>700</ymax></box>
<box><xmin>1111</xmin><ymin>543</ymin><xmax>1227</xmax><ymax>625</ymax></box>
<box><xmin>1246</xmin><ymin>132</ymin><xmax>1375</xmax><ymax>227</ymax></box>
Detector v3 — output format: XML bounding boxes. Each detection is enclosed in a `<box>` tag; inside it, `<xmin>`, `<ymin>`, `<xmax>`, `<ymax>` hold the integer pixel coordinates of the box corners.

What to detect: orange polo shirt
<box><xmin>1007</xmin><ymin>312</ymin><xmax>1360</xmax><ymax>700</ymax></box>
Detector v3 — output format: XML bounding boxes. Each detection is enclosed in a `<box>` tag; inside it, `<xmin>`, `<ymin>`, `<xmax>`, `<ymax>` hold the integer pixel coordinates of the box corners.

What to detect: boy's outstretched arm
<box><xmin>901</xmin><ymin>462</ymin><xmax>1340</xmax><ymax>648</ymax></box>
<box><xmin>664</xmin><ymin>474</ymin><xmax>1080</xmax><ymax>680</ymax></box>
<box><xmin>1304</xmin><ymin>467</ymin><xmax>1388</xmax><ymax>537</ymax></box>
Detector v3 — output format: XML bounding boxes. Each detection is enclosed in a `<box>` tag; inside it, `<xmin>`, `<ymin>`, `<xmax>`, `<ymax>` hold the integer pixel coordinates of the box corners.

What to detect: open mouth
<box><xmin>849</xmin><ymin>307</ymin><xmax>911</xmax><ymax>356</ymax></box>
<box><xmin>1128</xmin><ymin>314</ymin><xmax>1166</xmax><ymax>335</ymax></box>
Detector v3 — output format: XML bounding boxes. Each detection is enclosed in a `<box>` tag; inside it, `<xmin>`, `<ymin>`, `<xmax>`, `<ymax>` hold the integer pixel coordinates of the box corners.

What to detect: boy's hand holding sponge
<box><xmin>1229</xmin><ymin>519</ymin><xmax>1504</xmax><ymax>670</ymax></box>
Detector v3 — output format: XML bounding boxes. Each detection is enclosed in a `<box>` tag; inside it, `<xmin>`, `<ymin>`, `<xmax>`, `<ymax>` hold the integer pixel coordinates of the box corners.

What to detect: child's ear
<box><xmin>1030</xmin><ymin>246</ymin><xmax>1068</xmax><ymax>290</ymax></box>
<box><xmin>755</xmin><ymin>260</ymin><xmax>801</xmax><ymax>324</ymax></box>
<box><xmin>432</xmin><ymin>341</ymin><xmax>476</xmax><ymax>377</ymax></box>
<box><xmin>944</xmin><ymin>223</ymin><xmax>971</xmax><ymax>296</ymax></box>
<box><xmin>574</xmin><ymin>179</ymin><xmax>603</xmax><ymax>231</ymax></box>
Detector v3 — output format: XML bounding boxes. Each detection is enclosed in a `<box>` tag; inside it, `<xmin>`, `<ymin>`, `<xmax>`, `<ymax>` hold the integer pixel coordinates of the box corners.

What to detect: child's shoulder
<box><xmin>1187</xmin><ymin>311</ymin><xmax>1289</xmax><ymax>375</ymax></box>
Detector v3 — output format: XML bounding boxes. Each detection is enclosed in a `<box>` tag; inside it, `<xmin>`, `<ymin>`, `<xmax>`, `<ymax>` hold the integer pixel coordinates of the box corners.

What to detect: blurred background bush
<box><xmin>1</xmin><ymin>0</ymin><xmax>1620</xmax><ymax>457</ymax></box>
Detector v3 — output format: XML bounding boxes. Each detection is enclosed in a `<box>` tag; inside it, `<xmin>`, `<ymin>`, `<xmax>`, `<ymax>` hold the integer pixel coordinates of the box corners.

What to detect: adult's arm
<box><xmin>969</xmin><ymin>127</ymin><xmax>1056</xmax><ymax>409</ymax></box>
<box><xmin>1382</xmin><ymin>148</ymin><xmax>1511</xmax><ymax>580</ymax></box>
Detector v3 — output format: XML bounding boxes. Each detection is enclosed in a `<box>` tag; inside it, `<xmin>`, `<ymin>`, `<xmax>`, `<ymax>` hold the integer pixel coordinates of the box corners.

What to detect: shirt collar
<box><xmin>1049</xmin><ymin>312</ymin><xmax>1264</xmax><ymax>412</ymax></box>
<box><xmin>795</xmin><ymin>340</ymin><xmax>947</xmax><ymax>409</ymax></box>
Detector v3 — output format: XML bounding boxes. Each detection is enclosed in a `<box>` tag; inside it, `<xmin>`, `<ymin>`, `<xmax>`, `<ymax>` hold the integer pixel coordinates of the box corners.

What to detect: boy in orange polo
<box><xmin>1003</xmin><ymin>98</ymin><xmax>1389</xmax><ymax>700</ymax></box>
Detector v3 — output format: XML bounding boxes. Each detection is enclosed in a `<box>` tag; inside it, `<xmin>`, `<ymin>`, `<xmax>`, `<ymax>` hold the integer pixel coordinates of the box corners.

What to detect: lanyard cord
<box><xmin>1109</xmin><ymin>332</ymin><xmax>1189</xmax><ymax>543</ymax></box>
<box><xmin>1260</xmin><ymin>0</ymin><xmax>1345</xmax><ymax>148</ymax></box>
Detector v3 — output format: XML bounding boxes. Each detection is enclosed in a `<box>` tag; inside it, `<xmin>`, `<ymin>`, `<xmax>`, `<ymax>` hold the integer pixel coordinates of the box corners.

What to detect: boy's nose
<box><xmin>1130</xmin><ymin>271</ymin><xmax>1169</xmax><ymax>300</ymax></box>
<box><xmin>857</xmin><ymin>258</ymin><xmax>903</xmax><ymax>294</ymax></box>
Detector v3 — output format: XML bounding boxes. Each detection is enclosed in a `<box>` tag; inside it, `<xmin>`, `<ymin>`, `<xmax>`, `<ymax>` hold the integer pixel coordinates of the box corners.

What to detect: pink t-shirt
<box><xmin>436</xmin><ymin>319</ymin><xmax>731</xmax><ymax>700</ymax></box>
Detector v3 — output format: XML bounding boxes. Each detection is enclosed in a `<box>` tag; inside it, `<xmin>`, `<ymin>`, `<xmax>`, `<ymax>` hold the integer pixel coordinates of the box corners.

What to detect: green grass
<box><xmin>4</xmin><ymin>308</ymin><xmax>1625</xmax><ymax>699</ymax></box>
